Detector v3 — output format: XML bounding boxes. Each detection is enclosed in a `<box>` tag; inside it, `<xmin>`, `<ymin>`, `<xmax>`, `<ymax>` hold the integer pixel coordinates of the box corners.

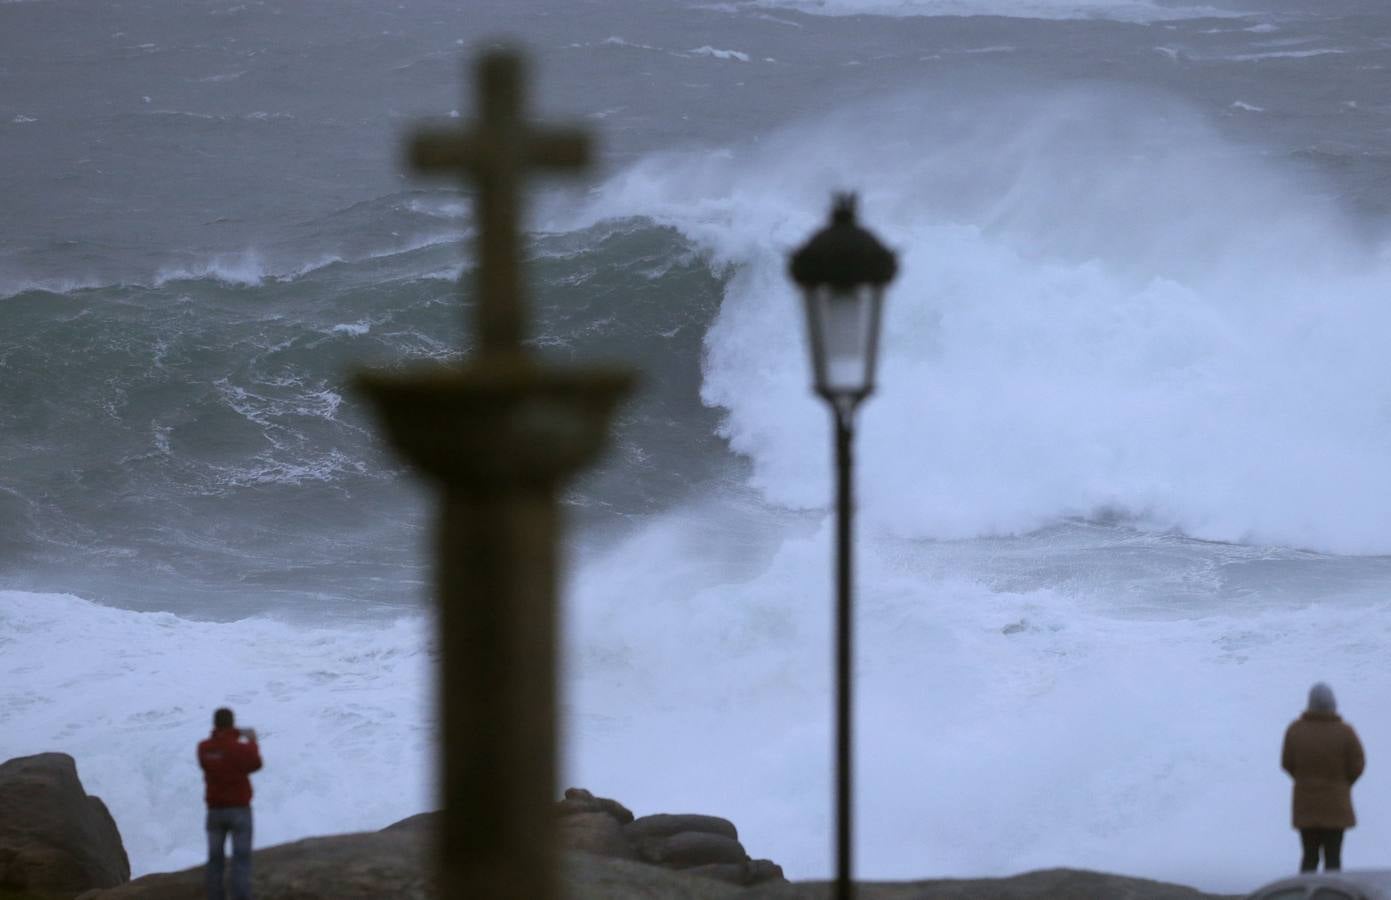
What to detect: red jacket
<box><xmin>198</xmin><ymin>727</ymin><xmax>263</xmax><ymax>808</ymax></box>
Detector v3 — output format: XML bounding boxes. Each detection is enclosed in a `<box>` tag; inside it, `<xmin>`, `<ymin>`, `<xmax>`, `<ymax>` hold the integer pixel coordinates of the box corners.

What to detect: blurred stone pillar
<box><xmin>356</xmin><ymin>47</ymin><xmax>633</xmax><ymax>898</ymax></box>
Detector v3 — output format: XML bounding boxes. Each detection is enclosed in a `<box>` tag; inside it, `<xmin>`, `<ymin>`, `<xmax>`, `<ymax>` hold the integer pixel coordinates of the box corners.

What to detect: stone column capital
<box><xmin>357</xmin><ymin>358</ymin><xmax>634</xmax><ymax>493</ymax></box>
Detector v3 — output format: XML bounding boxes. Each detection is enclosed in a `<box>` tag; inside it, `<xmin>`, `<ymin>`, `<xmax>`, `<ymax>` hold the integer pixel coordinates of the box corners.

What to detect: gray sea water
<box><xmin>4</xmin><ymin>0</ymin><xmax>1391</xmax><ymax>891</ymax></box>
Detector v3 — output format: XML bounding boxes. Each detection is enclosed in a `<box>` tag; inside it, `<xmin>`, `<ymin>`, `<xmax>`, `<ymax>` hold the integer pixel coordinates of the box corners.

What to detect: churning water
<box><xmin>4</xmin><ymin>0</ymin><xmax>1391</xmax><ymax>891</ymax></box>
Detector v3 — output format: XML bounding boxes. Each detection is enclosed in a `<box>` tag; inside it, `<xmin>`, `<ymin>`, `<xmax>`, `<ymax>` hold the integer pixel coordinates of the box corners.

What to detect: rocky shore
<box><xmin>1</xmin><ymin>753</ymin><xmax>1240</xmax><ymax>899</ymax></box>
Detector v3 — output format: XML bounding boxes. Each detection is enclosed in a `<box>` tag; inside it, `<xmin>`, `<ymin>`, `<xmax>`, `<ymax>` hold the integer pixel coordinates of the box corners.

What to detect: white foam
<box><xmin>689</xmin><ymin>46</ymin><xmax>752</xmax><ymax>62</ymax></box>
<box><xmin>0</xmin><ymin>274</ymin><xmax>109</xmax><ymax>299</ymax></box>
<box><xmin>213</xmin><ymin>447</ymin><xmax>368</xmax><ymax>488</ymax></box>
<box><xmin>404</xmin><ymin>197</ymin><xmax>469</xmax><ymax>220</ymax></box>
<box><xmin>566</xmin><ymin>83</ymin><xmax>1391</xmax><ymax>555</ymax></box>
<box><xmin>0</xmin><ymin>592</ymin><xmax>433</xmax><ymax>877</ymax></box>
<box><xmin>141</xmin><ymin>109</ymin><xmax>217</xmax><ymax>120</ymax></box>
<box><xmin>153</xmin><ymin>252</ymin><xmax>271</xmax><ymax>287</ymax></box>
<box><xmin>10</xmin><ymin>519</ymin><xmax>1391</xmax><ymax>894</ymax></box>
<box><xmin>749</xmin><ymin>0</ymin><xmax>1235</xmax><ymax>23</ymax></box>
<box><xmin>9</xmin><ymin>55</ymin><xmax>1391</xmax><ymax>900</ymax></box>
<box><xmin>1225</xmin><ymin>48</ymin><xmax>1346</xmax><ymax>62</ymax></box>
<box><xmin>207</xmin><ymin>380</ymin><xmax>365</xmax><ymax>487</ymax></box>
<box><xmin>562</xmin><ymin>506</ymin><xmax>1391</xmax><ymax>893</ymax></box>
<box><xmin>601</xmin><ymin>36</ymin><xmax>663</xmax><ymax>52</ymax></box>
<box><xmin>1</xmin><ymin>249</ymin><xmax>352</xmax><ymax>299</ymax></box>
<box><xmin>150</xmin><ymin>252</ymin><xmax>355</xmax><ymax>288</ymax></box>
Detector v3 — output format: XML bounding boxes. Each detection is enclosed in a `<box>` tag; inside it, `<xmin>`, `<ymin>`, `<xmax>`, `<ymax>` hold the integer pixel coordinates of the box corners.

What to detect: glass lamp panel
<box><xmin>808</xmin><ymin>284</ymin><xmax>881</xmax><ymax>397</ymax></box>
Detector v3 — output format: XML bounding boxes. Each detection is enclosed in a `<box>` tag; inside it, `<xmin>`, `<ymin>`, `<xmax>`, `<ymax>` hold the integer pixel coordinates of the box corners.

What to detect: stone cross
<box><xmin>410</xmin><ymin>50</ymin><xmax>589</xmax><ymax>355</ymax></box>
<box><xmin>357</xmin><ymin>46</ymin><xmax>633</xmax><ymax>899</ymax></box>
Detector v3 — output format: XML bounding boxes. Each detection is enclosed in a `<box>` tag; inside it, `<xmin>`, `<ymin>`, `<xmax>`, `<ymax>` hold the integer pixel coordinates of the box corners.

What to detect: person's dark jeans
<box><xmin>1300</xmin><ymin>827</ymin><xmax>1344</xmax><ymax>872</ymax></box>
<box><xmin>206</xmin><ymin>806</ymin><xmax>253</xmax><ymax>900</ymax></box>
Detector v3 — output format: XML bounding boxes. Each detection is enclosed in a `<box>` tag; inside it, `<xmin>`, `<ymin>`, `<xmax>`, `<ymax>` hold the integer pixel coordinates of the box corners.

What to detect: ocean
<box><xmin>3</xmin><ymin>0</ymin><xmax>1391</xmax><ymax>891</ymax></box>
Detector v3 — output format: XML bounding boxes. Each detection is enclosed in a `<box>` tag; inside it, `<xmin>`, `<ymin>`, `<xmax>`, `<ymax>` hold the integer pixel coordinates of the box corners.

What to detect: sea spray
<box><xmin>750</xmin><ymin>0</ymin><xmax>1232</xmax><ymax>21</ymax></box>
<box><xmin>3</xmin><ymin>0</ymin><xmax>1390</xmax><ymax>893</ymax></box>
<box><xmin>563</xmin><ymin>503</ymin><xmax>1391</xmax><ymax>892</ymax></box>
<box><xmin>570</xmin><ymin>84</ymin><xmax>1391</xmax><ymax>553</ymax></box>
<box><xmin>0</xmin><ymin>592</ymin><xmax>434</xmax><ymax>877</ymax></box>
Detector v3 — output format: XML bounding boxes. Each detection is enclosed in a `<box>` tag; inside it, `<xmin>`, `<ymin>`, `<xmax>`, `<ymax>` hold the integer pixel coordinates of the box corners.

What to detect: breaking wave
<box><xmin>570</xmin><ymin>84</ymin><xmax>1391</xmax><ymax>554</ymax></box>
<box><xmin>749</xmin><ymin>0</ymin><xmax>1237</xmax><ymax>23</ymax></box>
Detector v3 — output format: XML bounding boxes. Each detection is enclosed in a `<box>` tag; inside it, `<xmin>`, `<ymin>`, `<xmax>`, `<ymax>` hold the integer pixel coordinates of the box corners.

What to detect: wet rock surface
<box><xmin>29</xmin><ymin>772</ymin><xmax>1240</xmax><ymax>900</ymax></box>
<box><xmin>748</xmin><ymin>868</ymin><xmax>1241</xmax><ymax>899</ymax></box>
<box><xmin>0</xmin><ymin>753</ymin><xmax>130</xmax><ymax>897</ymax></box>
<box><xmin>75</xmin><ymin>829</ymin><xmax>431</xmax><ymax>900</ymax></box>
<box><xmin>563</xmin><ymin>788</ymin><xmax>783</xmax><ymax>887</ymax></box>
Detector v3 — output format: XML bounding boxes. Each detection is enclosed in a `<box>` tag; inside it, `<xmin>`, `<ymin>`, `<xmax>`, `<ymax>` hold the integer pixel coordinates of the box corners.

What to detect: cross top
<box><xmin>410</xmin><ymin>49</ymin><xmax>591</xmax><ymax>356</ymax></box>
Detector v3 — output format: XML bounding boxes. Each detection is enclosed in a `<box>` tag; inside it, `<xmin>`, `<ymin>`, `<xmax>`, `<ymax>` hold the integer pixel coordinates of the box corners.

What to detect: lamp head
<box><xmin>789</xmin><ymin>194</ymin><xmax>897</xmax><ymax>405</ymax></box>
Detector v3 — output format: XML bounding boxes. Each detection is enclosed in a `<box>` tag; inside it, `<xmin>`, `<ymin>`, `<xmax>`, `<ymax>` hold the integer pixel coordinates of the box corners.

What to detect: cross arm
<box><xmin>409</xmin><ymin>130</ymin><xmax>592</xmax><ymax>175</ymax></box>
<box><xmin>410</xmin><ymin>132</ymin><xmax>483</xmax><ymax>173</ymax></box>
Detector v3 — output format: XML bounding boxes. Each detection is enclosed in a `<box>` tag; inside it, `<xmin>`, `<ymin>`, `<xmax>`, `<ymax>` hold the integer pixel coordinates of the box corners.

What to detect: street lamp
<box><xmin>789</xmin><ymin>193</ymin><xmax>897</xmax><ymax>900</ymax></box>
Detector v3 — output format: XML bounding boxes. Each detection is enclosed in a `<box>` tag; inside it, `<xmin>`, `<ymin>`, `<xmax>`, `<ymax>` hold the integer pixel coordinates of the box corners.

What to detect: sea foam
<box><xmin>567</xmin><ymin>83</ymin><xmax>1391</xmax><ymax>555</ymax></box>
<box><xmin>749</xmin><ymin>0</ymin><xmax>1235</xmax><ymax>23</ymax></box>
<box><xmin>0</xmin><ymin>591</ymin><xmax>433</xmax><ymax>877</ymax></box>
<box><xmin>10</xmin><ymin>522</ymin><xmax>1391</xmax><ymax>894</ymax></box>
<box><xmin>564</xmin><ymin>505</ymin><xmax>1391</xmax><ymax>892</ymax></box>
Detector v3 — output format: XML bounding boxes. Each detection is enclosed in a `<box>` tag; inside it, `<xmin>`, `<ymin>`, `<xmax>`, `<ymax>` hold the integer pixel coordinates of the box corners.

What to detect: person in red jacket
<box><xmin>198</xmin><ymin>707</ymin><xmax>262</xmax><ymax>900</ymax></box>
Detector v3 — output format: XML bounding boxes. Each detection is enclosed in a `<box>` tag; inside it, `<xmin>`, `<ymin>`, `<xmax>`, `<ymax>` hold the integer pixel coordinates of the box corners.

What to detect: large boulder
<box><xmin>625</xmin><ymin>813</ymin><xmax>738</xmax><ymax>843</ymax></box>
<box><xmin>559</xmin><ymin>812</ymin><xmax>640</xmax><ymax>861</ymax></box>
<box><xmin>566</xmin><ymin>852</ymin><xmax>745</xmax><ymax>899</ymax></box>
<box><xmin>684</xmin><ymin>858</ymin><xmax>786</xmax><ymax>887</ymax></box>
<box><xmin>0</xmin><ymin>753</ymin><xmax>130</xmax><ymax>896</ymax></box>
<box><xmin>620</xmin><ymin>811</ymin><xmax>778</xmax><ymax>885</ymax></box>
<box><xmin>560</xmin><ymin>794</ymin><xmax>777</xmax><ymax>884</ymax></box>
<box><xmin>635</xmin><ymin>830</ymin><xmax>748</xmax><ymax>869</ymax></box>
<box><xmin>558</xmin><ymin>787</ymin><xmax>634</xmax><ymax>825</ymax></box>
<box><xmin>375</xmin><ymin>807</ymin><xmax>641</xmax><ymax>862</ymax></box>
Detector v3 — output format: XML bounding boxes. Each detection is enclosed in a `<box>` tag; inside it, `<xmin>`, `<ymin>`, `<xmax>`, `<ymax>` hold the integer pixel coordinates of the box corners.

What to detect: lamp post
<box><xmin>789</xmin><ymin>193</ymin><xmax>897</xmax><ymax>900</ymax></box>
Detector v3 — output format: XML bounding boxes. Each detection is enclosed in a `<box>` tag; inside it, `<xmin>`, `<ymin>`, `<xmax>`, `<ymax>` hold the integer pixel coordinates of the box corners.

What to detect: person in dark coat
<box><xmin>198</xmin><ymin>707</ymin><xmax>263</xmax><ymax>900</ymax></box>
<box><xmin>1281</xmin><ymin>682</ymin><xmax>1364</xmax><ymax>872</ymax></box>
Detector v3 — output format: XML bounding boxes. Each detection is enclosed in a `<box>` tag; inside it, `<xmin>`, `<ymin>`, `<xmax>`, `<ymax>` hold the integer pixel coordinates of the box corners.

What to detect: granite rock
<box><xmin>683</xmin><ymin>858</ymin><xmax>787</xmax><ymax>887</ymax></box>
<box><xmin>559</xmin><ymin>811</ymin><xmax>640</xmax><ymax>861</ymax></box>
<box><xmin>558</xmin><ymin>787</ymin><xmax>634</xmax><ymax>825</ymax></box>
<box><xmin>33</xmin><ymin>769</ymin><xmax>1237</xmax><ymax>900</ymax></box>
<box><xmin>746</xmin><ymin>867</ymin><xmax>1240</xmax><ymax>899</ymax></box>
<box><xmin>0</xmin><ymin>753</ymin><xmax>130</xmax><ymax>897</ymax></box>
<box><xmin>636</xmin><ymin>831</ymin><xmax>748</xmax><ymax>869</ymax></box>
<box><xmin>75</xmin><ymin>829</ymin><xmax>430</xmax><ymax>900</ymax></box>
<box><xmin>625</xmin><ymin>813</ymin><xmax>739</xmax><ymax>843</ymax></box>
<box><xmin>77</xmin><ymin>846</ymin><xmax>1240</xmax><ymax>900</ymax></box>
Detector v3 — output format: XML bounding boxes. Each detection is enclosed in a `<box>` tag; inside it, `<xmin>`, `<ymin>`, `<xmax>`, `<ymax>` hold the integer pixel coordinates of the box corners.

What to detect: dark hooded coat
<box><xmin>1282</xmin><ymin>711</ymin><xmax>1365</xmax><ymax>829</ymax></box>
